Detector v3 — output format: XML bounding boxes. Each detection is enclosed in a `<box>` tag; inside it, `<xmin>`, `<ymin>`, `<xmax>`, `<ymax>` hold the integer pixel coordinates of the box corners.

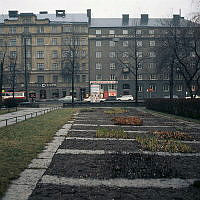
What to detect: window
<box><xmin>110</xmin><ymin>63</ymin><xmax>115</xmax><ymax>70</ymax></box>
<box><xmin>37</xmin><ymin>38</ymin><xmax>44</xmax><ymax>45</ymax></box>
<box><xmin>138</xmin><ymin>74</ymin><xmax>143</xmax><ymax>80</ymax></box>
<box><xmin>26</xmin><ymin>62</ymin><xmax>32</xmax><ymax>70</ymax></box>
<box><xmin>24</xmin><ymin>27</ymin><xmax>29</xmax><ymax>33</ymax></box>
<box><xmin>123</xmin><ymin>30</ymin><xmax>128</xmax><ymax>35</ymax></box>
<box><xmin>52</xmin><ymin>63</ymin><xmax>58</xmax><ymax>70</ymax></box>
<box><xmin>163</xmin><ymin>84</ymin><xmax>169</xmax><ymax>92</ymax></box>
<box><xmin>96</xmin><ymin>63</ymin><xmax>102</xmax><ymax>70</ymax></box>
<box><xmin>96</xmin><ymin>74</ymin><xmax>102</xmax><ymax>80</ymax></box>
<box><xmin>37</xmin><ymin>76</ymin><xmax>44</xmax><ymax>83</ymax></box>
<box><xmin>138</xmin><ymin>85</ymin><xmax>143</xmax><ymax>92</ymax></box>
<box><xmin>37</xmin><ymin>26</ymin><xmax>44</xmax><ymax>33</ymax></box>
<box><xmin>109</xmin><ymin>30</ymin><xmax>115</xmax><ymax>35</ymax></box>
<box><xmin>10</xmin><ymin>51</ymin><xmax>17</xmax><ymax>58</ymax></box>
<box><xmin>149</xmin><ymin>51</ymin><xmax>156</xmax><ymax>57</ymax></box>
<box><xmin>82</xmin><ymin>74</ymin><xmax>86</xmax><ymax>82</ymax></box>
<box><xmin>108</xmin><ymin>84</ymin><xmax>117</xmax><ymax>90</ymax></box>
<box><xmin>0</xmin><ymin>51</ymin><xmax>3</xmax><ymax>58</ymax></box>
<box><xmin>190</xmin><ymin>52</ymin><xmax>196</xmax><ymax>57</ymax></box>
<box><xmin>96</xmin><ymin>29</ymin><xmax>101</xmax><ymax>35</ymax></box>
<box><xmin>52</xmin><ymin>75</ymin><xmax>58</xmax><ymax>83</ymax></box>
<box><xmin>163</xmin><ymin>73</ymin><xmax>169</xmax><ymax>80</ymax></box>
<box><xmin>25</xmin><ymin>38</ymin><xmax>31</xmax><ymax>45</ymax></box>
<box><xmin>123</xmin><ymin>84</ymin><xmax>130</xmax><ymax>89</ymax></box>
<box><xmin>81</xmin><ymin>50</ymin><xmax>86</xmax><ymax>58</ymax></box>
<box><xmin>177</xmin><ymin>73</ymin><xmax>182</xmax><ymax>80</ymax></box>
<box><xmin>150</xmin><ymin>74</ymin><xmax>156</xmax><ymax>80</ymax></box>
<box><xmin>149</xmin><ymin>63</ymin><xmax>156</xmax><ymax>68</ymax></box>
<box><xmin>136</xmin><ymin>29</ymin><xmax>142</xmax><ymax>35</ymax></box>
<box><xmin>0</xmin><ymin>39</ymin><xmax>4</xmax><ymax>46</ymax></box>
<box><xmin>122</xmin><ymin>52</ymin><xmax>128</xmax><ymax>58</ymax></box>
<box><xmin>37</xmin><ymin>63</ymin><xmax>45</xmax><ymax>71</ymax></box>
<box><xmin>9</xmin><ymin>39</ymin><xmax>16</xmax><ymax>46</ymax></box>
<box><xmin>80</xmin><ymin>38</ymin><xmax>87</xmax><ymax>45</ymax></box>
<box><xmin>63</xmin><ymin>26</ymin><xmax>72</xmax><ymax>32</ymax></box>
<box><xmin>137</xmin><ymin>41</ymin><xmax>142</xmax><ymax>47</ymax></box>
<box><xmin>26</xmin><ymin>50</ymin><xmax>31</xmax><ymax>58</ymax></box>
<box><xmin>177</xmin><ymin>85</ymin><xmax>182</xmax><ymax>91</ymax></box>
<box><xmin>96</xmin><ymin>51</ymin><xmax>102</xmax><ymax>58</ymax></box>
<box><xmin>137</xmin><ymin>51</ymin><xmax>143</xmax><ymax>58</ymax></box>
<box><xmin>109</xmin><ymin>41</ymin><xmax>115</xmax><ymax>47</ymax></box>
<box><xmin>52</xmin><ymin>26</ymin><xmax>57</xmax><ymax>33</ymax></box>
<box><xmin>150</xmin><ymin>41</ymin><xmax>155</xmax><ymax>47</ymax></box>
<box><xmin>137</xmin><ymin>62</ymin><xmax>142</xmax><ymax>69</ymax></box>
<box><xmin>36</xmin><ymin>51</ymin><xmax>44</xmax><ymax>58</ymax></box>
<box><xmin>9</xmin><ymin>27</ymin><xmax>16</xmax><ymax>34</ymax></box>
<box><xmin>52</xmin><ymin>38</ymin><xmax>58</xmax><ymax>45</ymax></box>
<box><xmin>149</xmin><ymin>84</ymin><xmax>156</xmax><ymax>92</ymax></box>
<box><xmin>0</xmin><ymin>27</ymin><xmax>3</xmax><ymax>34</ymax></box>
<box><xmin>109</xmin><ymin>52</ymin><xmax>116</xmax><ymax>58</ymax></box>
<box><xmin>52</xmin><ymin>50</ymin><xmax>58</xmax><ymax>58</ymax></box>
<box><xmin>123</xmin><ymin>41</ymin><xmax>128</xmax><ymax>47</ymax></box>
<box><xmin>149</xmin><ymin>30</ymin><xmax>154</xmax><ymax>35</ymax></box>
<box><xmin>96</xmin><ymin>41</ymin><xmax>101</xmax><ymax>47</ymax></box>
<box><xmin>123</xmin><ymin>74</ymin><xmax>128</xmax><ymax>80</ymax></box>
<box><xmin>110</xmin><ymin>74</ymin><xmax>115</xmax><ymax>80</ymax></box>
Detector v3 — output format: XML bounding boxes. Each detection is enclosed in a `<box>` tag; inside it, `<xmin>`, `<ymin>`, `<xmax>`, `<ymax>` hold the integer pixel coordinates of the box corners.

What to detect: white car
<box><xmin>116</xmin><ymin>95</ymin><xmax>134</xmax><ymax>101</ymax></box>
<box><xmin>83</xmin><ymin>96</ymin><xmax>106</xmax><ymax>102</ymax></box>
<box><xmin>58</xmin><ymin>96</ymin><xmax>77</xmax><ymax>102</ymax></box>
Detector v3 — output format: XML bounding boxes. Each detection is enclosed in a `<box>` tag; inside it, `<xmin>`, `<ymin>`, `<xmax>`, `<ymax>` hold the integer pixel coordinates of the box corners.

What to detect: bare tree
<box><xmin>0</xmin><ymin>39</ymin><xmax>8</xmax><ymax>103</ymax></box>
<box><xmin>156</xmin><ymin>16</ymin><xmax>200</xmax><ymax>99</ymax></box>
<box><xmin>61</xmin><ymin>34</ymin><xmax>83</xmax><ymax>105</ymax></box>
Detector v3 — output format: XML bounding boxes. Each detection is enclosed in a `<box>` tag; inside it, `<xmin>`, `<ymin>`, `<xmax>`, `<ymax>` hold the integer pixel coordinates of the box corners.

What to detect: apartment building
<box><xmin>0</xmin><ymin>10</ymin><xmax>89</xmax><ymax>100</ymax></box>
<box><xmin>88</xmin><ymin>13</ymin><xmax>198</xmax><ymax>99</ymax></box>
<box><xmin>0</xmin><ymin>9</ymin><xmax>198</xmax><ymax>100</ymax></box>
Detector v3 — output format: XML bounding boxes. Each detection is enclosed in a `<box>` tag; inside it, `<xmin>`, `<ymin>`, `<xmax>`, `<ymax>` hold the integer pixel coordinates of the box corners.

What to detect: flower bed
<box><xmin>112</xmin><ymin>116</ymin><xmax>143</xmax><ymax>126</ymax></box>
<box><xmin>104</xmin><ymin>108</ymin><xmax>127</xmax><ymax>114</ymax></box>
<box><xmin>96</xmin><ymin>128</ymin><xmax>129</xmax><ymax>139</ymax></box>
<box><xmin>152</xmin><ymin>131</ymin><xmax>192</xmax><ymax>140</ymax></box>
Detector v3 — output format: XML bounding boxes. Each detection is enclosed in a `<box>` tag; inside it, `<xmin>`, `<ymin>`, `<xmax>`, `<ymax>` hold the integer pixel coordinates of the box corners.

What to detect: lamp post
<box><xmin>24</xmin><ymin>38</ymin><xmax>28</xmax><ymax>101</ymax></box>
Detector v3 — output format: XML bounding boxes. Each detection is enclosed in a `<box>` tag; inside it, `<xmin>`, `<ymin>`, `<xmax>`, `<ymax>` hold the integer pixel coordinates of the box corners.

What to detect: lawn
<box><xmin>0</xmin><ymin>108</ymin><xmax>77</xmax><ymax>197</ymax></box>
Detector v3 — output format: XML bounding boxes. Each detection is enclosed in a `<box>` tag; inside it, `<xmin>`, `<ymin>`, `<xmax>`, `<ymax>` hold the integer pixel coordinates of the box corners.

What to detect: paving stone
<box><xmin>28</xmin><ymin>158</ymin><xmax>52</xmax><ymax>169</ymax></box>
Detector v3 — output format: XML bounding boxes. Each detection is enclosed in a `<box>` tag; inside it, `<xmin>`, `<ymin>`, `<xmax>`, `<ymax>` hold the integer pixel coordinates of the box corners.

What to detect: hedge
<box><xmin>145</xmin><ymin>98</ymin><xmax>200</xmax><ymax>119</ymax></box>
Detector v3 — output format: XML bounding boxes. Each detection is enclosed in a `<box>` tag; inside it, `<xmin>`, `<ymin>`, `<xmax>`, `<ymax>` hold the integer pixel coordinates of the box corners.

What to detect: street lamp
<box><xmin>24</xmin><ymin>38</ymin><xmax>28</xmax><ymax>101</ymax></box>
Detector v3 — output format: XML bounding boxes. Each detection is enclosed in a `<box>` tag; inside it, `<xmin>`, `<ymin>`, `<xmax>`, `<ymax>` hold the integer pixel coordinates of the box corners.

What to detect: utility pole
<box><xmin>134</xmin><ymin>27</ymin><xmax>138</xmax><ymax>104</ymax></box>
<box><xmin>24</xmin><ymin>38</ymin><xmax>28</xmax><ymax>101</ymax></box>
<box><xmin>0</xmin><ymin>61</ymin><xmax>3</xmax><ymax>103</ymax></box>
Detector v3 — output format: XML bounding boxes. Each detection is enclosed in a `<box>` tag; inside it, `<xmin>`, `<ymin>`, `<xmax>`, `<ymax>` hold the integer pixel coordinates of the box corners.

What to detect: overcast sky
<box><xmin>0</xmin><ymin>0</ymin><xmax>197</xmax><ymax>18</ymax></box>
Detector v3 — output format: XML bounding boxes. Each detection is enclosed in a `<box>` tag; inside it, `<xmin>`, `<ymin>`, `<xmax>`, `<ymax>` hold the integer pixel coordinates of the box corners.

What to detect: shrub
<box><xmin>104</xmin><ymin>108</ymin><xmax>127</xmax><ymax>114</ymax></box>
<box><xmin>145</xmin><ymin>98</ymin><xmax>200</xmax><ymax>119</ymax></box>
<box><xmin>112</xmin><ymin>116</ymin><xmax>143</xmax><ymax>126</ymax></box>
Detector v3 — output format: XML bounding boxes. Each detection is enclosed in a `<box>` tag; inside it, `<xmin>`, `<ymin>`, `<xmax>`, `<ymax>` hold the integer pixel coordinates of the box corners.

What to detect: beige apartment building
<box><xmin>0</xmin><ymin>10</ymin><xmax>89</xmax><ymax>100</ymax></box>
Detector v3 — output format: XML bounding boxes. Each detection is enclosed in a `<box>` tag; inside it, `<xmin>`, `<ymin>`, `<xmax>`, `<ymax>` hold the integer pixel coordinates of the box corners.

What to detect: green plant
<box><xmin>136</xmin><ymin>136</ymin><xmax>194</xmax><ymax>153</ymax></box>
<box><xmin>152</xmin><ymin>131</ymin><xmax>192</xmax><ymax>140</ymax></box>
<box><xmin>104</xmin><ymin>108</ymin><xmax>127</xmax><ymax>114</ymax></box>
<box><xmin>96</xmin><ymin>128</ymin><xmax>128</xmax><ymax>139</ymax></box>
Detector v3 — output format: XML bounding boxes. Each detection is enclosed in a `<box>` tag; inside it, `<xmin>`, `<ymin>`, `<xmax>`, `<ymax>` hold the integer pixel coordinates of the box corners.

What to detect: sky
<box><xmin>0</xmin><ymin>0</ymin><xmax>197</xmax><ymax>19</ymax></box>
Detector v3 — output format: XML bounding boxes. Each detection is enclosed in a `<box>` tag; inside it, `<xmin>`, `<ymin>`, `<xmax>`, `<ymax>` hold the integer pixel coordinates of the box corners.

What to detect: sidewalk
<box><xmin>0</xmin><ymin>107</ymin><xmax>56</xmax><ymax>127</ymax></box>
<box><xmin>2</xmin><ymin>108</ymin><xmax>200</xmax><ymax>200</ymax></box>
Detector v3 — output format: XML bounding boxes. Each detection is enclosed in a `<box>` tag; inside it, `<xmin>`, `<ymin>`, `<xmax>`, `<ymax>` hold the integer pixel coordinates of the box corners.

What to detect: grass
<box><xmin>0</xmin><ymin>108</ymin><xmax>77</xmax><ymax>197</ymax></box>
<box><xmin>96</xmin><ymin>128</ymin><xmax>129</xmax><ymax>139</ymax></box>
<box><xmin>0</xmin><ymin>107</ymin><xmax>18</xmax><ymax>115</ymax></box>
<box><xmin>104</xmin><ymin>108</ymin><xmax>127</xmax><ymax>114</ymax></box>
<box><xmin>136</xmin><ymin>136</ymin><xmax>194</xmax><ymax>153</ymax></box>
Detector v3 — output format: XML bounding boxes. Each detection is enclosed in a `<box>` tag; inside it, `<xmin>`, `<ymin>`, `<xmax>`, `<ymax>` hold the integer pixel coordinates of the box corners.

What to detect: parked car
<box><xmin>116</xmin><ymin>95</ymin><xmax>134</xmax><ymax>101</ymax></box>
<box><xmin>58</xmin><ymin>96</ymin><xmax>77</xmax><ymax>102</ymax></box>
<box><xmin>83</xmin><ymin>96</ymin><xmax>106</xmax><ymax>102</ymax></box>
<box><xmin>164</xmin><ymin>95</ymin><xmax>178</xmax><ymax>99</ymax></box>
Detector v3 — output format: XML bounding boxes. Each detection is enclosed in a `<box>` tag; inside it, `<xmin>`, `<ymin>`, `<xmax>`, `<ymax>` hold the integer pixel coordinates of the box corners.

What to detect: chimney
<box><xmin>56</xmin><ymin>10</ymin><xmax>65</xmax><ymax>17</ymax></box>
<box><xmin>173</xmin><ymin>14</ymin><xmax>180</xmax><ymax>26</ymax></box>
<box><xmin>122</xmin><ymin>14</ymin><xmax>129</xmax><ymax>26</ymax></box>
<box><xmin>87</xmin><ymin>9</ymin><xmax>91</xmax><ymax>24</ymax></box>
<box><xmin>8</xmin><ymin>10</ymin><xmax>18</xmax><ymax>18</ymax></box>
<box><xmin>140</xmin><ymin>14</ymin><xmax>148</xmax><ymax>25</ymax></box>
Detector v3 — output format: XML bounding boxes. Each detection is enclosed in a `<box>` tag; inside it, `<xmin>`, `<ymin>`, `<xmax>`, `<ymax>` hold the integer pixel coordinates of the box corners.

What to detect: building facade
<box><xmin>0</xmin><ymin>10</ymin><xmax>199</xmax><ymax>100</ymax></box>
<box><xmin>0</xmin><ymin>10</ymin><xmax>89</xmax><ymax>100</ymax></box>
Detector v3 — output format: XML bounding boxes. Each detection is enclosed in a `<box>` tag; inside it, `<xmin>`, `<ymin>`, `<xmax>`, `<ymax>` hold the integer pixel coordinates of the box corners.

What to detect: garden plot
<box><xmin>28</xmin><ymin>108</ymin><xmax>200</xmax><ymax>200</ymax></box>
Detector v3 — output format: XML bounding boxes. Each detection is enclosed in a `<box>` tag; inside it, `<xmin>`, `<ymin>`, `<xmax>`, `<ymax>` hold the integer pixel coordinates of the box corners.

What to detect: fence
<box><xmin>0</xmin><ymin>106</ymin><xmax>62</xmax><ymax>127</ymax></box>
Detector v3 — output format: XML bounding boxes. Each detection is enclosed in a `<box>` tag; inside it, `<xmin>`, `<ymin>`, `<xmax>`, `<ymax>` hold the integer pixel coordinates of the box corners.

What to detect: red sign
<box><xmin>147</xmin><ymin>88</ymin><xmax>154</xmax><ymax>92</ymax></box>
